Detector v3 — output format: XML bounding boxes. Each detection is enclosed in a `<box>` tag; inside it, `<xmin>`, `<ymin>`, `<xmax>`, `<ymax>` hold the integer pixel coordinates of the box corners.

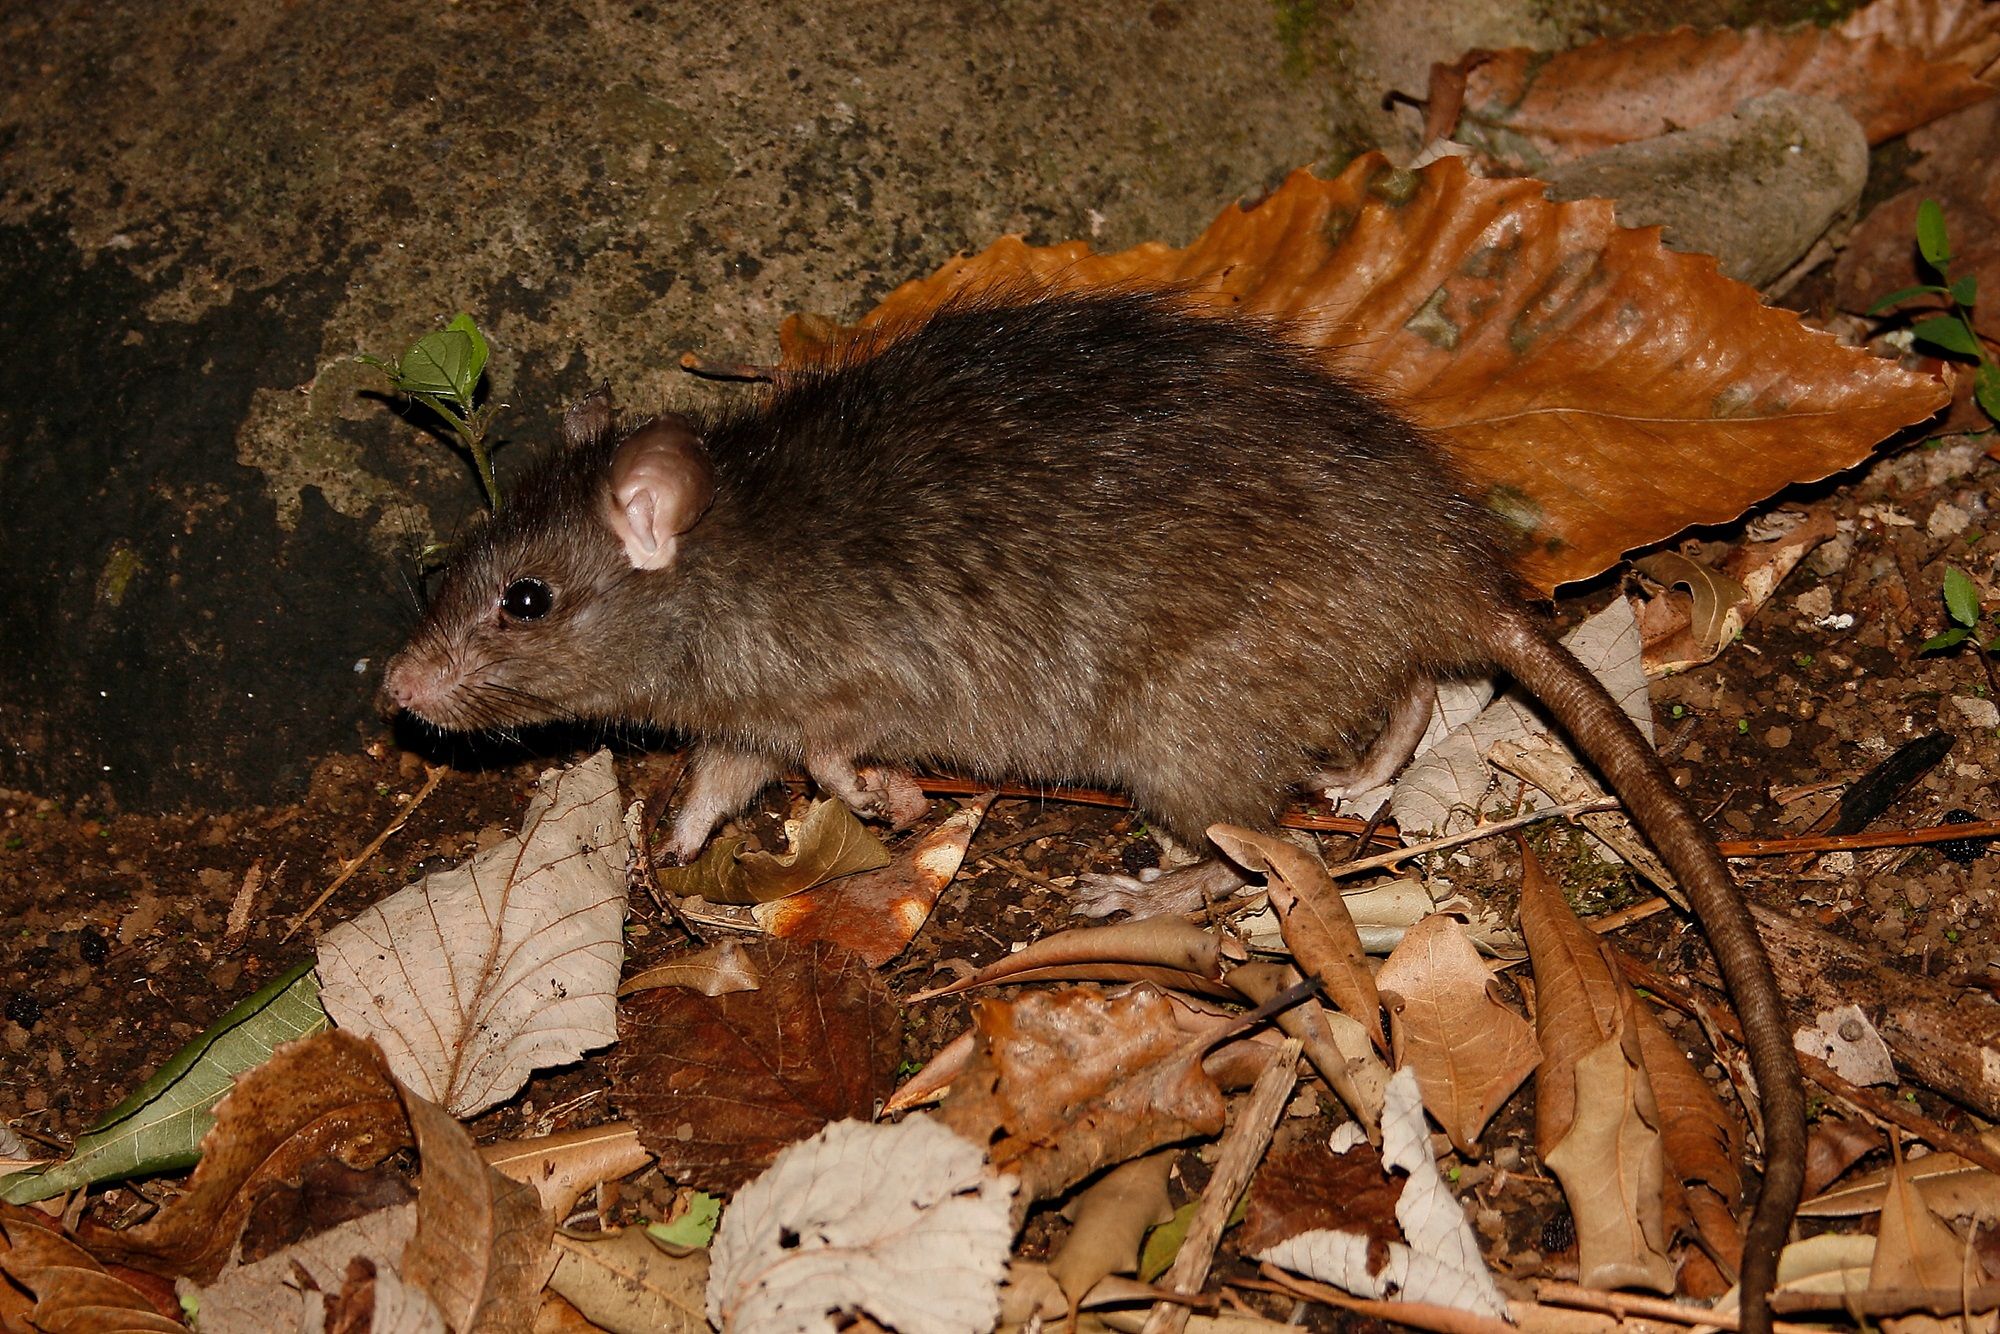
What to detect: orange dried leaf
<box><xmin>1432</xmin><ymin>22</ymin><xmax>1991</xmax><ymax>173</ymax></box>
<box><xmin>785</xmin><ymin>157</ymin><xmax>1945</xmax><ymax>591</ymax></box>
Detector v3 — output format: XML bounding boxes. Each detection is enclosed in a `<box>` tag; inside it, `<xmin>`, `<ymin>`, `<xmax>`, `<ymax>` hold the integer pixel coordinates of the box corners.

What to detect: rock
<box><xmin>1542</xmin><ymin>91</ymin><xmax>1868</xmax><ymax>287</ymax></box>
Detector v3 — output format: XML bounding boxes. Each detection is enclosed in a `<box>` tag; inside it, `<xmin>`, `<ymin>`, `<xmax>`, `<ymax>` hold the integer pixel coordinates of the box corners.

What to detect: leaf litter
<box><xmin>10</xmin><ymin>1</ymin><xmax>2000</xmax><ymax>1328</ymax></box>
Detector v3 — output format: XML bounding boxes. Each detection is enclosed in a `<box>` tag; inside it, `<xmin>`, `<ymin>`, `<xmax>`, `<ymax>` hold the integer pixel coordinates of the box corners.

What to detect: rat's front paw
<box><xmin>854</xmin><ymin>764</ymin><xmax>929</xmax><ymax>830</ymax></box>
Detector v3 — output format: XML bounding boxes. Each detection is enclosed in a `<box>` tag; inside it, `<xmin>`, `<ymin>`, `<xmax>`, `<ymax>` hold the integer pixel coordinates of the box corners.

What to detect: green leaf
<box><xmin>1867</xmin><ymin>283</ymin><xmax>1948</xmax><ymax>314</ymax></box>
<box><xmin>1917</xmin><ymin>199</ymin><xmax>1951</xmax><ymax>269</ymax></box>
<box><xmin>1945</xmin><ymin>566</ymin><xmax>1983</xmax><ymax>628</ymax></box>
<box><xmin>1920</xmin><ymin>627</ymin><xmax>1971</xmax><ymax>653</ymax></box>
<box><xmin>646</xmin><ymin>1192</ymin><xmax>721</xmax><ymax>1249</ymax></box>
<box><xmin>1139</xmin><ymin>1199</ymin><xmax>1197</xmax><ymax>1282</ymax></box>
<box><xmin>1951</xmin><ymin>273</ymin><xmax>1979</xmax><ymax>308</ymax></box>
<box><xmin>1913</xmin><ymin>315</ymin><xmax>1982</xmax><ymax>358</ymax></box>
<box><xmin>398</xmin><ymin>328</ymin><xmax>480</xmax><ymax>405</ymax></box>
<box><xmin>446</xmin><ymin>312</ymin><xmax>490</xmax><ymax>390</ymax></box>
<box><xmin>1976</xmin><ymin>364</ymin><xmax>2000</xmax><ymax>423</ymax></box>
<box><xmin>0</xmin><ymin>962</ymin><xmax>327</xmax><ymax>1204</ymax></box>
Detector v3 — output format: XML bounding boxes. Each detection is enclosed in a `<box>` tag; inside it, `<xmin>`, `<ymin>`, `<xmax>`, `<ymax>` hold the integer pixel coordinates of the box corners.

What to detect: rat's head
<box><xmin>382</xmin><ymin>388</ymin><xmax>716</xmax><ymax>733</ymax></box>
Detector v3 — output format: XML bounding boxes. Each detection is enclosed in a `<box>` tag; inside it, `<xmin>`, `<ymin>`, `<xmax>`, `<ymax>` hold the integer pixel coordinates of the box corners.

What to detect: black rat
<box><xmin>383</xmin><ymin>288</ymin><xmax>1802</xmax><ymax>1330</ymax></box>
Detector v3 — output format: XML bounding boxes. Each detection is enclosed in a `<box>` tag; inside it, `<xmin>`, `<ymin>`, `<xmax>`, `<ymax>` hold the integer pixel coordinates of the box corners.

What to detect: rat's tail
<box><xmin>1484</xmin><ymin>602</ymin><xmax>1802</xmax><ymax>1334</ymax></box>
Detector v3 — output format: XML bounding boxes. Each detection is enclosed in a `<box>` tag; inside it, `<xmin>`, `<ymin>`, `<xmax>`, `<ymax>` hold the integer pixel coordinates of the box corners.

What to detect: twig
<box><xmin>1716</xmin><ymin>816</ymin><xmax>2000</xmax><ymax>857</ymax></box>
<box><xmin>1324</xmin><ymin>799</ymin><xmax>1620</xmax><ymax>879</ymax></box>
<box><xmin>1535</xmin><ymin>1279</ymin><xmax>1825</xmax><ymax>1331</ymax></box>
<box><xmin>280</xmin><ymin>766</ymin><xmax>447</xmax><ymax>943</ymax></box>
<box><xmin>1771</xmin><ymin>1283</ymin><xmax>2000</xmax><ymax>1317</ymax></box>
<box><xmin>1247</xmin><ymin>1267</ymin><xmax>1518</xmax><ymax>1334</ymax></box>
<box><xmin>1140</xmin><ymin>1040</ymin><xmax>1301</xmax><ymax>1334</ymax></box>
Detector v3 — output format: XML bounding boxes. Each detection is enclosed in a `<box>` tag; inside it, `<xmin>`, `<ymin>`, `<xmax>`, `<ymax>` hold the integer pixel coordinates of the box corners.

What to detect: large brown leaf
<box><xmin>784</xmin><ymin>157</ymin><xmax>1945</xmax><ymax>591</ymax></box>
<box><xmin>608</xmin><ymin>938</ymin><xmax>901</xmax><ymax>1192</ymax></box>
<box><xmin>1429</xmin><ymin>19</ymin><xmax>1992</xmax><ymax>174</ymax></box>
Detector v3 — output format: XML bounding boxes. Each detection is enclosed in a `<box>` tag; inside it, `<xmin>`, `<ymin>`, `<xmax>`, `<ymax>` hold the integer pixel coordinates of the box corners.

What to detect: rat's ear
<box><xmin>604</xmin><ymin>414</ymin><xmax>715</xmax><ymax>571</ymax></box>
<box><xmin>563</xmin><ymin>383</ymin><xmax>616</xmax><ymax>449</ymax></box>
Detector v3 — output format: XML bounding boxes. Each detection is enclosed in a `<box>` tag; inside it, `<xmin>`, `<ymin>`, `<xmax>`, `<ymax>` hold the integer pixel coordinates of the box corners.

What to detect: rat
<box><xmin>382</xmin><ymin>287</ymin><xmax>1802</xmax><ymax>1331</ymax></box>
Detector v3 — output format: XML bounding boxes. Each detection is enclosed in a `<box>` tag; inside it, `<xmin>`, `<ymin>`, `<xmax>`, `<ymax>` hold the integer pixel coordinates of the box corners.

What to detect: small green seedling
<box><xmin>360</xmin><ymin>313</ymin><xmax>505</xmax><ymax>509</ymax></box>
<box><xmin>1920</xmin><ymin>566</ymin><xmax>1999</xmax><ymax>694</ymax></box>
<box><xmin>1870</xmin><ymin>200</ymin><xmax>2000</xmax><ymax>423</ymax></box>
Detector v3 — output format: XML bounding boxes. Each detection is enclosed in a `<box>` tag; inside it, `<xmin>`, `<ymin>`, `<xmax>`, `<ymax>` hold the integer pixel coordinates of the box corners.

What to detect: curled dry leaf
<box><xmin>0</xmin><ymin>1219</ymin><xmax>185</xmax><ymax>1333</ymax></box>
<box><xmin>1542</xmin><ymin>1031</ymin><xmax>1675</xmax><ymax>1294</ymax></box>
<box><xmin>480</xmin><ymin>1122</ymin><xmax>654</xmax><ymax>1221</ymax></box>
<box><xmin>1047</xmin><ymin>1151</ymin><xmax>1174</xmax><ymax>1307</ymax></box>
<box><xmin>547</xmin><ymin>1229</ymin><xmax>708</xmax><ymax>1334</ymax></box>
<box><xmin>1207</xmin><ymin>826</ymin><xmax>1383</xmax><ymax>1052</ymax></box>
<box><xmin>1800</xmin><ymin>1132</ymin><xmax>2000</xmax><ymax>1222</ymax></box>
<box><xmin>706</xmin><ymin>1116</ymin><xmax>1016</xmax><ymax>1334</ymax></box>
<box><xmin>657</xmin><ymin>797</ymin><xmax>890</xmax><ymax>905</ymax></box>
<box><xmin>1430</xmin><ymin>20</ymin><xmax>1991</xmax><ymax>174</ymax></box>
<box><xmin>936</xmin><ymin>986</ymin><xmax>1226</xmax><ymax>1207</ymax></box>
<box><xmin>911</xmin><ymin>917</ymin><xmax>1240</xmax><ymax>1001</ymax></box>
<box><xmin>317</xmin><ymin>750</ymin><xmax>627</xmax><ymax>1119</ymax></box>
<box><xmin>1635</xmin><ymin>511</ymin><xmax>1835</xmax><ymax>675</ymax></box>
<box><xmin>620</xmin><ymin>938</ymin><xmax>766</xmax><ymax>999</ymax></box>
<box><xmin>399</xmin><ymin>1076</ymin><xmax>555</xmax><ymax>1334</ymax></box>
<box><xmin>784</xmin><ymin>156</ymin><xmax>1946</xmax><ymax>592</ymax></box>
<box><xmin>755</xmin><ymin>793</ymin><xmax>995</xmax><ymax>964</ymax></box>
<box><xmin>92</xmin><ymin>1028</ymin><xmax>413</xmax><ymax>1283</ymax></box>
<box><xmin>609</xmin><ymin>938</ymin><xmax>902</xmax><ymax>1192</ymax></box>
<box><xmin>1373</xmin><ymin>915</ymin><xmax>1540</xmax><ymax>1154</ymax></box>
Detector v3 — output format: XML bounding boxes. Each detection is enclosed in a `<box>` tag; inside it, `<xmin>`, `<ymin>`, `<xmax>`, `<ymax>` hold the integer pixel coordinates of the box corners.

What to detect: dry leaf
<box><xmin>92</xmin><ymin>1029</ymin><xmax>412</xmax><ymax>1282</ymax></box>
<box><xmin>658</xmin><ymin>798</ymin><xmax>890</xmax><ymax>905</ymax></box>
<box><xmin>936</xmin><ymin>986</ymin><xmax>1226</xmax><ymax>1206</ymax></box>
<box><xmin>547</xmin><ymin>1229</ymin><xmax>708</xmax><ymax>1334</ymax></box>
<box><xmin>1373</xmin><ymin>916</ymin><xmax>1540</xmax><ymax>1153</ymax></box>
<box><xmin>1228</xmin><ymin>961</ymin><xmax>1388</xmax><ymax>1137</ymax></box>
<box><xmin>1870</xmin><ymin>1159</ymin><xmax>1991</xmax><ymax>1334</ymax></box>
<box><xmin>1839</xmin><ymin>0</ymin><xmax>2000</xmax><ymax>70</ymax></box>
<box><xmin>1047</xmin><ymin>1152</ymin><xmax>1174</xmax><ymax>1306</ymax></box>
<box><xmin>1635</xmin><ymin>512</ymin><xmax>1836</xmax><ymax>674</ymax></box>
<box><xmin>1431</xmin><ymin>20</ymin><xmax>1991</xmax><ymax>173</ymax></box>
<box><xmin>317</xmin><ymin>750</ymin><xmax>627</xmax><ymax>1118</ymax></box>
<box><xmin>610</xmin><ymin>938</ymin><xmax>901</xmax><ymax>1191</ymax></box>
<box><xmin>1803</xmin><ymin>1133</ymin><xmax>2000</xmax><ymax>1222</ymax></box>
<box><xmin>1257</xmin><ymin>1068</ymin><xmax>1508</xmax><ymax>1319</ymax></box>
<box><xmin>706</xmin><ymin>1116</ymin><xmax>1016</xmax><ymax>1334</ymax></box>
<box><xmin>1543</xmin><ymin>1033</ymin><xmax>1675</xmax><ymax>1294</ymax></box>
<box><xmin>481</xmin><ymin>1123</ymin><xmax>654</xmax><ymax>1220</ymax></box>
<box><xmin>620</xmin><ymin>937</ymin><xmax>766</xmax><ymax>999</ymax></box>
<box><xmin>0</xmin><ymin>1220</ymin><xmax>185</xmax><ymax>1333</ymax></box>
<box><xmin>1239</xmin><ymin>1136</ymin><xmax>1402</xmax><ymax>1257</ymax></box>
<box><xmin>188</xmin><ymin>1204</ymin><xmax>423</xmax><ymax>1334</ymax></box>
<box><xmin>912</xmin><ymin>917</ymin><xmax>1239</xmax><ymax>1001</ymax></box>
<box><xmin>784</xmin><ymin>156</ymin><xmax>1945</xmax><ymax>592</ymax></box>
<box><xmin>755</xmin><ymin>793</ymin><xmax>994</xmax><ymax>963</ymax></box>
<box><xmin>1207</xmin><ymin>826</ymin><xmax>1384</xmax><ymax>1051</ymax></box>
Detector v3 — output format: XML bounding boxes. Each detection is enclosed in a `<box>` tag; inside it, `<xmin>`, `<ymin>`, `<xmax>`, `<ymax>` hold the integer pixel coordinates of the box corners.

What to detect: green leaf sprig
<box><xmin>1919</xmin><ymin>565</ymin><xmax>1999</xmax><ymax>697</ymax></box>
<box><xmin>361</xmin><ymin>312</ymin><xmax>505</xmax><ymax>509</ymax></box>
<box><xmin>1870</xmin><ymin>200</ymin><xmax>2000</xmax><ymax>423</ymax></box>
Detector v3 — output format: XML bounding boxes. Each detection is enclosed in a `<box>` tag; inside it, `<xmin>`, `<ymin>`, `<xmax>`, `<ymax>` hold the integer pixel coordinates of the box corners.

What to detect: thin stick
<box><xmin>280</xmin><ymin>766</ymin><xmax>447</xmax><ymax>943</ymax></box>
<box><xmin>1716</xmin><ymin>816</ymin><xmax>2000</xmax><ymax>857</ymax></box>
<box><xmin>1324</xmin><ymin>799</ymin><xmax>1619</xmax><ymax>879</ymax></box>
<box><xmin>1140</xmin><ymin>1040</ymin><xmax>1301</xmax><ymax>1334</ymax></box>
<box><xmin>1535</xmin><ymin>1279</ymin><xmax>1825</xmax><ymax>1331</ymax></box>
<box><xmin>1248</xmin><ymin>1267</ymin><xmax>1518</xmax><ymax>1334</ymax></box>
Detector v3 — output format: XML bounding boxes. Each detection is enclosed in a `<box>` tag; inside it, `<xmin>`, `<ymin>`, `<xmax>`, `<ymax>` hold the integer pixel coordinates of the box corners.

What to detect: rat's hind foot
<box><xmin>1309</xmin><ymin>683</ymin><xmax>1433</xmax><ymax>800</ymax></box>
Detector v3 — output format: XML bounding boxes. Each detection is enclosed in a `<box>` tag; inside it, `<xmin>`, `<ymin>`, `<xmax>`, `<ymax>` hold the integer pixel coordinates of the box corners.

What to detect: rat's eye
<box><xmin>499</xmin><ymin>577</ymin><xmax>554</xmax><ymax>622</ymax></box>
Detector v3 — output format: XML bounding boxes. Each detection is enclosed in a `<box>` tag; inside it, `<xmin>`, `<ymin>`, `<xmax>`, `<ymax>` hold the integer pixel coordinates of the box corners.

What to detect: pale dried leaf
<box><xmin>1374</xmin><ymin>916</ymin><xmax>1540</xmax><ymax>1152</ymax></box>
<box><xmin>1801</xmin><ymin>1132</ymin><xmax>2000</xmax><ymax>1221</ymax></box>
<box><xmin>1392</xmin><ymin>599</ymin><xmax>1650</xmax><ymax>835</ymax></box>
<box><xmin>547</xmin><ymin>1229</ymin><xmax>708</xmax><ymax>1334</ymax></box>
<box><xmin>620</xmin><ymin>938</ymin><xmax>765</xmax><ymax>998</ymax></box>
<box><xmin>481</xmin><ymin>1123</ymin><xmax>654</xmax><ymax>1220</ymax></box>
<box><xmin>1048</xmin><ymin>1152</ymin><xmax>1174</xmax><ymax>1305</ymax></box>
<box><xmin>1870</xmin><ymin>1160</ymin><xmax>1989</xmax><ymax>1334</ymax></box>
<box><xmin>1797</xmin><ymin>1004</ymin><xmax>1898</xmax><ymax>1086</ymax></box>
<box><xmin>707</xmin><ymin>1117</ymin><xmax>1016</xmax><ymax>1334</ymax></box>
<box><xmin>317</xmin><ymin>751</ymin><xmax>627</xmax><ymax>1118</ymax></box>
<box><xmin>1257</xmin><ymin>1068</ymin><xmax>1507</xmax><ymax>1319</ymax></box>
<box><xmin>188</xmin><ymin>1204</ymin><xmax>419</xmax><ymax>1334</ymax></box>
<box><xmin>658</xmin><ymin>798</ymin><xmax>890</xmax><ymax>905</ymax></box>
<box><xmin>1543</xmin><ymin>1035</ymin><xmax>1674</xmax><ymax>1293</ymax></box>
<box><xmin>1229</xmin><ymin>961</ymin><xmax>1387</xmax><ymax>1137</ymax></box>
